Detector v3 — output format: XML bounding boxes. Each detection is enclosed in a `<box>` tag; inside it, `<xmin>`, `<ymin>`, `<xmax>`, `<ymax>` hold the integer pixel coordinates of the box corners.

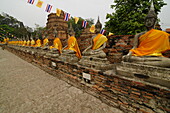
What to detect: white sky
<box><xmin>0</xmin><ymin>0</ymin><xmax>170</xmax><ymax>30</ymax></box>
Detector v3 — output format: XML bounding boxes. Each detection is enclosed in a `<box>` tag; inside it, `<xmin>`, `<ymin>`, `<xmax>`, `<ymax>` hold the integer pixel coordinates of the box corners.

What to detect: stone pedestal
<box><xmin>58</xmin><ymin>54</ymin><xmax>79</xmax><ymax>63</ymax></box>
<box><xmin>78</xmin><ymin>56</ymin><xmax>114</xmax><ymax>70</ymax></box>
<box><xmin>116</xmin><ymin>62</ymin><xmax>170</xmax><ymax>88</ymax></box>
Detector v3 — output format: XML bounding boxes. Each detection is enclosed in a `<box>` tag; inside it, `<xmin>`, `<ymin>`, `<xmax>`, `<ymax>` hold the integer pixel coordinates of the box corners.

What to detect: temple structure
<box><xmin>46</xmin><ymin>10</ymin><xmax>68</xmax><ymax>40</ymax></box>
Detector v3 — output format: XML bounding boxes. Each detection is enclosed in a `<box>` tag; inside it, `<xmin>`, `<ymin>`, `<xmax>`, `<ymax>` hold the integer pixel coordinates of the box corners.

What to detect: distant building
<box><xmin>46</xmin><ymin>10</ymin><xmax>68</xmax><ymax>40</ymax></box>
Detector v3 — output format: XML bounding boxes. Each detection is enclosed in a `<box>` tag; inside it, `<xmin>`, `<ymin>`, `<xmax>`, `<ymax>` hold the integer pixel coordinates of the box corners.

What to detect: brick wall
<box><xmin>5</xmin><ymin>46</ymin><xmax>170</xmax><ymax>113</ymax></box>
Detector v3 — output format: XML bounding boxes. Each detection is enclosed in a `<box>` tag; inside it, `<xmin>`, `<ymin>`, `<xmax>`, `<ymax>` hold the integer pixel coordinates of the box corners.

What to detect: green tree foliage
<box><xmin>105</xmin><ymin>0</ymin><xmax>166</xmax><ymax>35</ymax></box>
<box><xmin>68</xmin><ymin>17</ymin><xmax>94</xmax><ymax>37</ymax></box>
<box><xmin>0</xmin><ymin>12</ymin><xmax>33</xmax><ymax>40</ymax></box>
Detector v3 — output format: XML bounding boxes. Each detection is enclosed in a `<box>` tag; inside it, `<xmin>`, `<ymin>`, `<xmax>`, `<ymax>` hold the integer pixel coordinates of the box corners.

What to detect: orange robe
<box><xmin>27</xmin><ymin>40</ymin><xmax>30</xmax><ymax>46</ymax></box>
<box><xmin>92</xmin><ymin>34</ymin><xmax>108</xmax><ymax>50</ymax></box>
<box><xmin>65</xmin><ymin>36</ymin><xmax>82</xmax><ymax>58</ymax></box>
<box><xmin>35</xmin><ymin>39</ymin><xmax>41</xmax><ymax>47</ymax></box>
<box><xmin>130</xmin><ymin>29</ymin><xmax>170</xmax><ymax>56</ymax></box>
<box><xmin>31</xmin><ymin>40</ymin><xmax>35</xmax><ymax>47</ymax></box>
<box><xmin>50</xmin><ymin>38</ymin><xmax>63</xmax><ymax>54</ymax></box>
<box><xmin>43</xmin><ymin>38</ymin><xmax>49</xmax><ymax>47</ymax></box>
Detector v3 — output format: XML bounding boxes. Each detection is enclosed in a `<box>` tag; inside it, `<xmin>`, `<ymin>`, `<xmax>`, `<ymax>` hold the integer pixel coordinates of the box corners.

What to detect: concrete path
<box><xmin>0</xmin><ymin>48</ymin><xmax>123</xmax><ymax>113</ymax></box>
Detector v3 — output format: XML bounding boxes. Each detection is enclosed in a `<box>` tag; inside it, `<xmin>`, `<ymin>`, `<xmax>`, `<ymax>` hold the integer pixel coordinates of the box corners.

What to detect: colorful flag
<box><xmin>100</xmin><ymin>29</ymin><xmax>106</xmax><ymax>35</ymax></box>
<box><xmin>28</xmin><ymin>0</ymin><xmax>34</xmax><ymax>4</ymax></box>
<box><xmin>36</xmin><ymin>0</ymin><xmax>43</xmax><ymax>8</ymax></box>
<box><xmin>74</xmin><ymin>17</ymin><xmax>79</xmax><ymax>24</ymax></box>
<box><xmin>108</xmin><ymin>32</ymin><xmax>114</xmax><ymax>36</ymax></box>
<box><xmin>90</xmin><ymin>25</ymin><xmax>95</xmax><ymax>33</ymax></box>
<box><xmin>45</xmin><ymin>4</ymin><xmax>52</xmax><ymax>13</ymax></box>
<box><xmin>56</xmin><ymin>8</ymin><xmax>61</xmax><ymax>17</ymax></box>
<box><xmin>64</xmin><ymin>13</ymin><xmax>70</xmax><ymax>21</ymax></box>
<box><xmin>82</xmin><ymin>20</ymin><xmax>88</xmax><ymax>28</ymax></box>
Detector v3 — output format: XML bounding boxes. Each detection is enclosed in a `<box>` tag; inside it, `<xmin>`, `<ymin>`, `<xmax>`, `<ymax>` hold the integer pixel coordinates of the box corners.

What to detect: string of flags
<box><xmin>27</xmin><ymin>0</ymin><xmax>112</xmax><ymax>35</ymax></box>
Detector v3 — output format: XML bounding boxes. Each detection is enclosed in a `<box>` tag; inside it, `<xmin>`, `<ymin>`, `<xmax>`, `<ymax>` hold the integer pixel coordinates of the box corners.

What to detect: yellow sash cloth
<box><xmin>50</xmin><ymin>38</ymin><xmax>63</xmax><ymax>54</ymax></box>
<box><xmin>130</xmin><ymin>29</ymin><xmax>170</xmax><ymax>56</ymax></box>
<box><xmin>23</xmin><ymin>40</ymin><xmax>27</xmax><ymax>46</ymax></box>
<box><xmin>92</xmin><ymin>34</ymin><xmax>108</xmax><ymax>50</ymax></box>
<box><xmin>31</xmin><ymin>40</ymin><xmax>35</xmax><ymax>47</ymax></box>
<box><xmin>27</xmin><ymin>40</ymin><xmax>30</xmax><ymax>46</ymax></box>
<box><xmin>65</xmin><ymin>36</ymin><xmax>82</xmax><ymax>58</ymax></box>
<box><xmin>42</xmin><ymin>38</ymin><xmax>49</xmax><ymax>47</ymax></box>
<box><xmin>35</xmin><ymin>39</ymin><xmax>41</xmax><ymax>47</ymax></box>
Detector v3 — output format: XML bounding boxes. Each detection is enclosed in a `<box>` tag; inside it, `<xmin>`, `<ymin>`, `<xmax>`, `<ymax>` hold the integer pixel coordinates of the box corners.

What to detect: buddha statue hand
<box><xmin>122</xmin><ymin>52</ymin><xmax>132</xmax><ymax>62</ymax></box>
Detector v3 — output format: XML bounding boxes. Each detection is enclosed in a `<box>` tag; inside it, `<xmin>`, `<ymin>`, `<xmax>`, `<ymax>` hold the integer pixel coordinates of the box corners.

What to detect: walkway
<box><xmin>0</xmin><ymin>48</ymin><xmax>123</xmax><ymax>113</ymax></box>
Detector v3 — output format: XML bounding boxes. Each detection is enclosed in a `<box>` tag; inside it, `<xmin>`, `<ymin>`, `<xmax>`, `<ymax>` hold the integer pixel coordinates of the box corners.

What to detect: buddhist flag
<box><xmin>90</xmin><ymin>25</ymin><xmax>95</xmax><ymax>33</ymax></box>
<box><xmin>64</xmin><ymin>13</ymin><xmax>70</xmax><ymax>21</ymax></box>
<box><xmin>74</xmin><ymin>17</ymin><xmax>79</xmax><ymax>24</ymax></box>
<box><xmin>100</xmin><ymin>29</ymin><xmax>106</xmax><ymax>35</ymax></box>
<box><xmin>56</xmin><ymin>8</ymin><xmax>61</xmax><ymax>17</ymax></box>
<box><xmin>108</xmin><ymin>32</ymin><xmax>114</xmax><ymax>36</ymax></box>
<box><xmin>28</xmin><ymin>0</ymin><xmax>34</xmax><ymax>4</ymax></box>
<box><xmin>45</xmin><ymin>4</ymin><xmax>52</xmax><ymax>13</ymax></box>
<box><xmin>36</xmin><ymin>0</ymin><xmax>43</xmax><ymax>8</ymax></box>
<box><xmin>82</xmin><ymin>20</ymin><xmax>88</xmax><ymax>28</ymax></box>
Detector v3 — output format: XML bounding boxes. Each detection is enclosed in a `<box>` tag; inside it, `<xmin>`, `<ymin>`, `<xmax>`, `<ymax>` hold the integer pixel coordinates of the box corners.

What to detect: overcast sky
<box><xmin>0</xmin><ymin>0</ymin><xmax>170</xmax><ymax>30</ymax></box>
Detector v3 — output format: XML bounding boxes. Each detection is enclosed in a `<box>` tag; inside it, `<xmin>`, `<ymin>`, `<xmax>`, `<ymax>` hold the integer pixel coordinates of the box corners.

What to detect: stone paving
<box><xmin>0</xmin><ymin>48</ymin><xmax>124</xmax><ymax>113</ymax></box>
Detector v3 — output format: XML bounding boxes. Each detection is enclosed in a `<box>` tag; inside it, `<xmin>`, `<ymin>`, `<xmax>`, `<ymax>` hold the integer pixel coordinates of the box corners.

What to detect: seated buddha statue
<box><xmin>42</xmin><ymin>32</ymin><xmax>49</xmax><ymax>49</ymax></box>
<box><xmin>49</xmin><ymin>28</ymin><xmax>63</xmax><ymax>54</ymax></box>
<box><xmin>62</xmin><ymin>23</ymin><xmax>82</xmax><ymax>59</ymax></box>
<box><xmin>35</xmin><ymin>38</ymin><xmax>41</xmax><ymax>47</ymax></box>
<box><xmin>122</xmin><ymin>1</ymin><xmax>170</xmax><ymax>67</ymax></box>
<box><xmin>82</xmin><ymin>17</ymin><xmax>108</xmax><ymax>58</ymax></box>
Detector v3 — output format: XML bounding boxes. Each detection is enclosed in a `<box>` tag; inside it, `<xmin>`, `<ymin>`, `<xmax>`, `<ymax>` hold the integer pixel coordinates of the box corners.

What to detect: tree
<box><xmin>68</xmin><ymin>17</ymin><xmax>94</xmax><ymax>37</ymax></box>
<box><xmin>0</xmin><ymin>12</ymin><xmax>33</xmax><ymax>39</ymax></box>
<box><xmin>105</xmin><ymin>0</ymin><xmax>166</xmax><ymax>35</ymax></box>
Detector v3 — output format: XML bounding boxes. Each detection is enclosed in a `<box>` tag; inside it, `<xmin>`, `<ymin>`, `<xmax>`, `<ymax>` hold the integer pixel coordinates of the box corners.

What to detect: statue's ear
<box><xmin>153</xmin><ymin>20</ymin><xmax>157</xmax><ymax>29</ymax></box>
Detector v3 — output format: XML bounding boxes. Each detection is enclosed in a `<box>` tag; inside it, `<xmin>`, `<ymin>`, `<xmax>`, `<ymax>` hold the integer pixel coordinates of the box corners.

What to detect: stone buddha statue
<box><xmin>62</xmin><ymin>23</ymin><xmax>81</xmax><ymax>58</ymax></box>
<box><xmin>122</xmin><ymin>1</ymin><xmax>170</xmax><ymax>68</ymax></box>
<box><xmin>78</xmin><ymin>17</ymin><xmax>114</xmax><ymax>70</ymax></box>
<box><xmin>47</xmin><ymin>27</ymin><xmax>62</xmax><ymax>58</ymax></box>
<box><xmin>82</xmin><ymin>17</ymin><xmax>108</xmax><ymax>58</ymax></box>
<box><xmin>59</xmin><ymin>23</ymin><xmax>81</xmax><ymax>63</ymax></box>
<box><xmin>42</xmin><ymin>32</ymin><xmax>49</xmax><ymax>50</ymax></box>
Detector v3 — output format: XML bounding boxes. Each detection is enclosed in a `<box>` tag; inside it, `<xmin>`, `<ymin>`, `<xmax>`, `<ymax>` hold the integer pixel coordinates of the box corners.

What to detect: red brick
<box><xmin>111</xmin><ymin>87</ymin><xmax>121</xmax><ymax>92</ymax></box>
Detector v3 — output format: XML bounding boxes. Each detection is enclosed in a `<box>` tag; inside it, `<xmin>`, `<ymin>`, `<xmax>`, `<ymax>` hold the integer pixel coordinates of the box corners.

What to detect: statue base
<box><xmin>78</xmin><ymin>56</ymin><xmax>114</xmax><ymax>70</ymax></box>
<box><xmin>58</xmin><ymin>54</ymin><xmax>79</xmax><ymax>63</ymax></box>
<box><xmin>116</xmin><ymin>62</ymin><xmax>170</xmax><ymax>88</ymax></box>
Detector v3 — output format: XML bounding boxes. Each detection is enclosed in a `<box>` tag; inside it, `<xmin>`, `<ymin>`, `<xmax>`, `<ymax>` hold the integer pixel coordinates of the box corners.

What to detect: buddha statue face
<box><xmin>145</xmin><ymin>17</ymin><xmax>156</xmax><ymax>28</ymax></box>
<box><xmin>144</xmin><ymin>1</ymin><xmax>157</xmax><ymax>29</ymax></box>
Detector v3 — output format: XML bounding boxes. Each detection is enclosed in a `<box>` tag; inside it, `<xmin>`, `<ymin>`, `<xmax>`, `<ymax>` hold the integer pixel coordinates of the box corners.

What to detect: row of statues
<box><xmin>2</xmin><ymin>0</ymin><xmax>170</xmax><ymax>68</ymax></box>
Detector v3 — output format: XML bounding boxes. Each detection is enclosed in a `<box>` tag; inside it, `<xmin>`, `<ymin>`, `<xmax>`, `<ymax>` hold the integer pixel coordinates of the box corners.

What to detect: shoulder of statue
<box><xmin>135</xmin><ymin>31</ymin><xmax>146</xmax><ymax>38</ymax></box>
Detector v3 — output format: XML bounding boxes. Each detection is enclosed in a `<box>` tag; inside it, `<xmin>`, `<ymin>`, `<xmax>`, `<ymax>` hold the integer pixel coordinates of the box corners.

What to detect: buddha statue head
<box><xmin>145</xmin><ymin>0</ymin><xmax>157</xmax><ymax>29</ymax></box>
<box><xmin>68</xmin><ymin>23</ymin><xmax>75</xmax><ymax>36</ymax></box>
<box><xmin>53</xmin><ymin>27</ymin><xmax>58</xmax><ymax>37</ymax></box>
<box><xmin>95</xmin><ymin>16</ymin><xmax>102</xmax><ymax>34</ymax></box>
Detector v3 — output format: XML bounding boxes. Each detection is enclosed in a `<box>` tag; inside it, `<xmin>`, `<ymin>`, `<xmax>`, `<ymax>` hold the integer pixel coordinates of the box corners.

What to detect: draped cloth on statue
<box><xmin>35</xmin><ymin>39</ymin><xmax>41</xmax><ymax>47</ymax></box>
<box><xmin>92</xmin><ymin>34</ymin><xmax>108</xmax><ymax>50</ymax></box>
<box><xmin>50</xmin><ymin>38</ymin><xmax>63</xmax><ymax>54</ymax></box>
<box><xmin>43</xmin><ymin>38</ymin><xmax>49</xmax><ymax>47</ymax></box>
<box><xmin>23</xmin><ymin>40</ymin><xmax>27</xmax><ymax>46</ymax></box>
<box><xmin>130</xmin><ymin>29</ymin><xmax>170</xmax><ymax>57</ymax></box>
<box><xmin>31</xmin><ymin>40</ymin><xmax>35</xmax><ymax>47</ymax></box>
<box><xmin>65</xmin><ymin>36</ymin><xmax>82</xmax><ymax>58</ymax></box>
<box><xmin>27</xmin><ymin>40</ymin><xmax>30</xmax><ymax>46</ymax></box>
